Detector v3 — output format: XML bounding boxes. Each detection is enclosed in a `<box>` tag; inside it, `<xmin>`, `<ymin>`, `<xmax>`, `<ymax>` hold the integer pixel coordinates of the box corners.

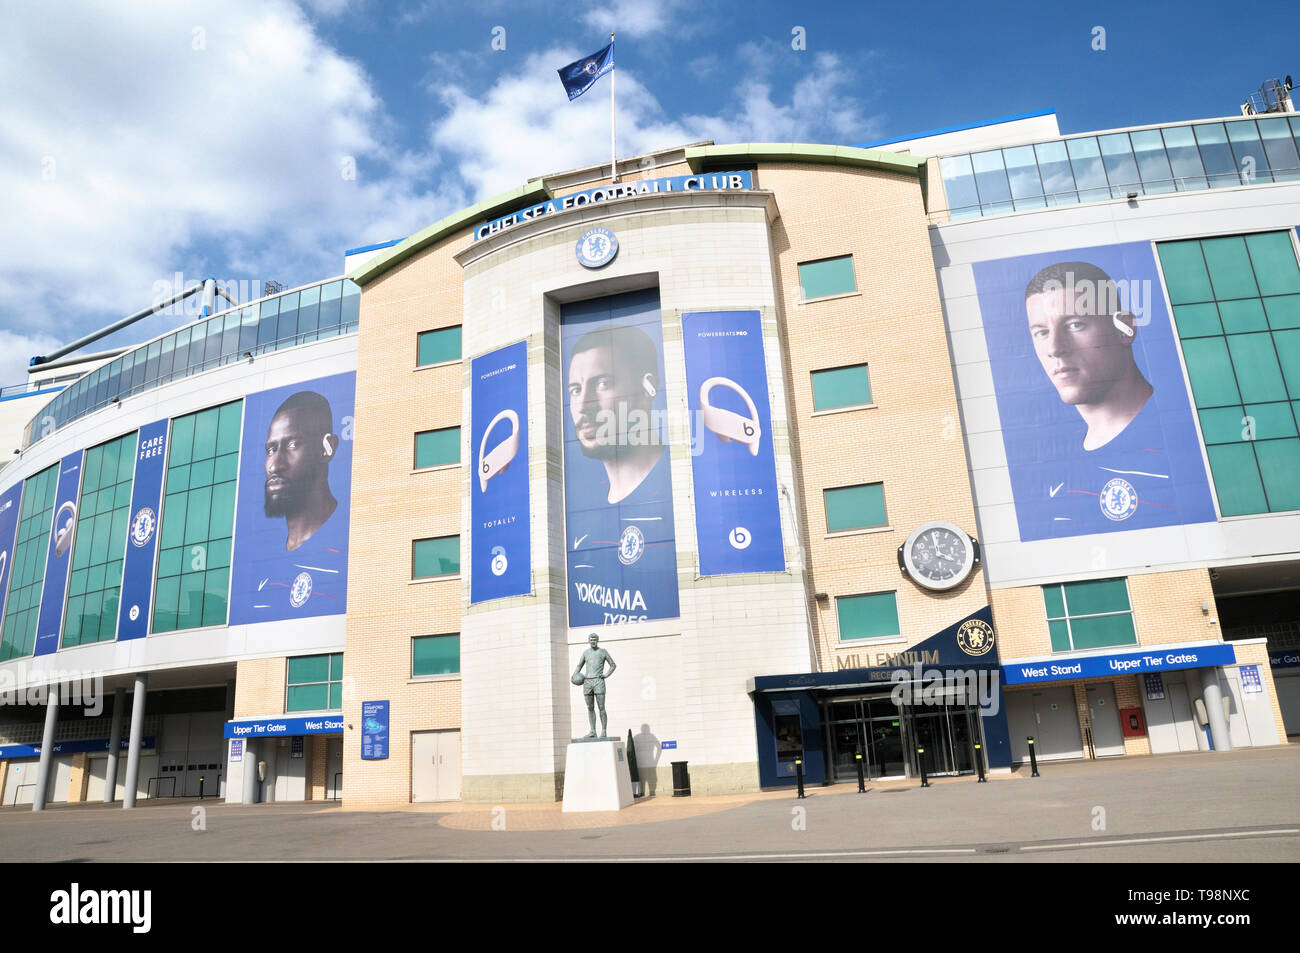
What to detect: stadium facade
<box><xmin>1</xmin><ymin>94</ymin><xmax>1298</xmax><ymax>809</ymax></box>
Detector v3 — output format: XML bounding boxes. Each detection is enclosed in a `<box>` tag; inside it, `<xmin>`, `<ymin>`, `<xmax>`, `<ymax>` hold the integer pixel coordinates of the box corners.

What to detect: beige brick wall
<box><xmin>234</xmin><ymin>657</ymin><xmax>287</xmax><ymax>717</ymax></box>
<box><xmin>308</xmin><ymin>734</ymin><xmax>327</xmax><ymax>800</ymax></box>
<box><xmin>66</xmin><ymin>752</ymin><xmax>89</xmax><ymax>803</ymax></box>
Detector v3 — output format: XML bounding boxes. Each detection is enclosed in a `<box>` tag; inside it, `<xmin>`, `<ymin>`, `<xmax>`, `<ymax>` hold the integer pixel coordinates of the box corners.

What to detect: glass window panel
<box><xmin>1245</xmin><ymin>233</ymin><xmax>1300</xmax><ymax>296</ymax></box>
<box><xmin>798</xmin><ymin>256</ymin><xmax>857</xmax><ymax>299</ymax></box>
<box><xmin>208</xmin><ymin>482</ymin><xmax>236</xmax><ymax>540</ymax></box>
<box><xmin>1180</xmin><ymin>337</ymin><xmax>1241</xmax><ymax>407</ymax></box>
<box><xmin>1227</xmin><ymin>121</ymin><xmax>1271</xmax><ymax>184</ymax></box>
<box><xmin>413</xmin><ymin>536</ymin><xmax>460</xmax><ymax>578</ymax></box>
<box><xmin>328</xmin><ymin>684</ymin><xmax>342</xmax><ymax>709</ymax></box>
<box><xmin>1033</xmin><ymin>140</ymin><xmax>1077</xmax><ymax>206</ymax></box>
<box><xmin>257</xmin><ymin>298</ymin><xmax>280</xmax><ymax>347</ymax></box>
<box><xmin>413</xmin><ymin>635</ymin><xmax>460</xmax><ymax>676</ymax></box>
<box><xmin>189</xmin><ymin>457</ymin><xmax>214</xmax><ymax>488</ymax></box>
<box><xmin>1161</xmin><ymin>125</ymin><xmax>1207</xmax><ymax>190</ymax></box>
<box><xmin>288</xmin><ymin>654</ymin><xmax>330</xmax><ymax>683</ymax></box>
<box><xmin>287</xmin><ymin>684</ymin><xmax>329</xmax><ymax>712</ymax></box>
<box><xmin>417</xmin><ymin>326</ymin><xmax>462</xmax><ymax>366</ymax></box>
<box><xmin>1258</xmin><ymin>117</ymin><xmax>1300</xmax><ymax>182</ymax></box>
<box><xmin>939</xmin><ymin>154</ymin><xmax>980</xmax><ymax>213</ymax></box>
<box><xmin>201</xmin><ymin>318</ymin><xmax>224</xmax><ymax>367</ymax></box>
<box><xmin>158</xmin><ymin>546</ymin><xmax>181</xmax><ymax>578</ymax></box>
<box><xmin>317</xmin><ymin>281</ymin><xmax>343</xmax><ymax>329</ymax></box>
<box><xmin>1172</xmin><ymin>302</ymin><xmax>1221</xmax><ymax>338</ymax></box>
<box><xmin>1199</xmin><ymin>406</ymin><xmax>1246</xmax><ymax>445</ymax></box>
<box><xmin>170</xmin><ymin>414</ymin><xmax>195</xmax><ymax>466</ymax></box>
<box><xmin>1243</xmin><ymin>402</ymin><xmax>1297</xmax><ymax>440</ymax></box>
<box><xmin>824</xmin><ymin>483</ymin><xmax>886</xmax><ymax>532</ymax></box>
<box><xmin>160</xmin><ymin>494</ymin><xmax>187</xmax><ymax>548</ymax></box>
<box><xmin>1266</xmin><ymin>289</ymin><xmax>1300</xmax><ymax>330</ymax></box>
<box><xmin>1207</xmin><ymin>442</ymin><xmax>1268</xmax><ymax>516</ymax></box>
<box><xmin>1275</xmin><ymin>329</ymin><xmax>1300</xmax><ymax>393</ymax></box>
<box><xmin>177</xmin><ymin>572</ymin><xmax>206</xmax><ymax>629</ymax></box>
<box><xmin>1043</xmin><ymin>584</ymin><xmax>1065</xmax><ymax>619</ymax></box>
<box><xmin>1218</xmin><ymin>299</ymin><xmax>1268</xmax><ymax>334</ymax></box>
<box><xmin>217</xmin><ymin>401</ymin><xmax>242</xmax><ymax>455</ymax></box>
<box><xmin>183</xmin><ymin>485</ymin><xmax>212</xmax><ymax>545</ymax></box>
<box><xmin>275</xmin><ymin>291</ymin><xmax>300</xmax><ymax>344</ymax></box>
<box><xmin>836</xmin><ymin>592</ymin><xmax>900</xmax><ymax>640</ymax></box>
<box><xmin>1068</xmin><ymin>613</ymin><xmax>1137</xmax><ymax>650</ymax></box>
<box><xmin>1099</xmin><ymin>133</ymin><xmax>1140</xmax><ymax>193</ymax></box>
<box><xmin>340</xmin><ymin>280</ymin><xmax>361</xmax><ymax>328</ymax></box>
<box><xmin>1201</xmin><ymin>236</ymin><xmax>1259</xmax><ymax>300</ymax></box>
<box><xmin>193</xmin><ymin>408</ymin><xmax>219</xmax><ymax>461</ymax></box>
<box><xmin>1158</xmin><ymin>242</ymin><xmax>1214</xmax><ymax>305</ymax></box>
<box><xmin>330</xmin><ymin>653</ymin><xmax>344</xmax><ymax>679</ymax></box>
<box><xmin>1256</xmin><ymin>438</ymin><xmax>1300</xmax><ymax>511</ymax></box>
<box><xmin>1003</xmin><ymin>145</ymin><xmax>1045</xmax><ymax>206</ymax></box>
<box><xmin>1227</xmin><ymin>334</ymin><xmax>1286</xmax><ymax>403</ymax></box>
<box><xmin>811</xmin><ymin>364</ymin><xmax>872</xmax><ymax>410</ymax></box>
<box><xmin>201</xmin><ymin>569</ymin><xmax>228</xmax><ymax>626</ymax></box>
<box><xmin>296</xmin><ymin>285</ymin><xmax>321</xmax><ymax>339</ymax></box>
<box><xmin>415</xmin><ymin>427</ymin><xmax>460</xmax><ymax>468</ymax></box>
<box><xmin>970</xmin><ymin>150</ymin><xmax>1012</xmax><ymax>212</ymax></box>
<box><xmin>1130</xmin><ymin>129</ymin><xmax>1175</xmax><ymax>193</ymax></box>
<box><xmin>238</xmin><ymin>307</ymin><xmax>259</xmax><ymax>355</ymax></box>
<box><xmin>1062</xmin><ymin>577</ymin><xmax>1130</xmax><ymax>616</ymax></box>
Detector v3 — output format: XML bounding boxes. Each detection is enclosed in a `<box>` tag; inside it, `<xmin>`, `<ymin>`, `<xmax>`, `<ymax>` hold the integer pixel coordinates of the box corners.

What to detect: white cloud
<box><xmin>582</xmin><ymin>0</ymin><xmax>689</xmax><ymax>39</ymax></box>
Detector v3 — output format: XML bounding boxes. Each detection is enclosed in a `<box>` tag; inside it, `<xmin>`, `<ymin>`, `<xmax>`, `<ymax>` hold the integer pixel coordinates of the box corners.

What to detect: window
<box><xmin>797</xmin><ymin>256</ymin><xmax>856</xmax><ymax>300</ymax></box>
<box><xmin>1043</xmin><ymin>578</ymin><xmax>1137</xmax><ymax>652</ymax></box>
<box><xmin>413</xmin><ymin>634</ymin><xmax>460</xmax><ymax>676</ymax></box>
<box><xmin>152</xmin><ymin>401</ymin><xmax>241</xmax><ymax>633</ymax></box>
<box><xmin>413</xmin><ymin>535</ymin><xmax>460</xmax><ymax>578</ymax></box>
<box><xmin>63</xmin><ymin>432</ymin><xmax>138</xmax><ymax>648</ymax></box>
<box><xmin>1158</xmin><ymin>232</ymin><xmax>1300</xmax><ymax>515</ymax></box>
<box><xmin>824</xmin><ymin>483</ymin><xmax>886</xmax><ymax>533</ymax></box>
<box><xmin>287</xmin><ymin>653</ymin><xmax>343</xmax><ymax>712</ymax></box>
<box><xmin>811</xmin><ymin>363</ymin><xmax>872</xmax><ymax>411</ymax></box>
<box><xmin>0</xmin><ymin>464</ymin><xmax>59</xmax><ymax>660</ymax></box>
<box><xmin>835</xmin><ymin>592</ymin><xmax>900</xmax><ymax>641</ymax></box>
<box><xmin>415</xmin><ymin>427</ymin><xmax>460</xmax><ymax>469</ymax></box>
<box><xmin>417</xmin><ymin>326</ymin><xmax>462</xmax><ymax>367</ymax></box>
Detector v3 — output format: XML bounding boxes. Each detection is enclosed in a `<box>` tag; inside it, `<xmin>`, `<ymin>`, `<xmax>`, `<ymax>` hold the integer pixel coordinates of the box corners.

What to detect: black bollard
<box><xmin>198</xmin><ymin>776</ymin><xmax>205</xmax><ymax>800</ymax></box>
<box><xmin>917</xmin><ymin>747</ymin><xmax>929</xmax><ymax>788</ymax></box>
<box><xmin>855</xmin><ymin>750</ymin><xmax>866</xmax><ymax>793</ymax></box>
<box><xmin>794</xmin><ymin>758</ymin><xmax>806</xmax><ymax>799</ymax></box>
<box><xmin>1027</xmin><ymin>736</ymin><xmax>1040</xmax><ymax>777</ymax></box>
<box><xmin>973</xmin><ymin>743</ymin><xmax>987</xmax><ymax>782</ymax></box>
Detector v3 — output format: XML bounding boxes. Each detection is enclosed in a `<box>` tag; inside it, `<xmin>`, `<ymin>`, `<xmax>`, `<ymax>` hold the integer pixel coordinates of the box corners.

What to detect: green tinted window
<box><xmin>417</xmin><ymin>326</ymin><xmax>462</xmax><ymax>367</ymax></box>
<box><xmin>1042</xmin><ymin>577</ymin><xmax>1136</xmax><ymax>651</ymax></box>
<box><xmin>286</xmin><ymin>652</ymin><xmax>342</xmax><ymax>712</ymax></box>
<box><xmin>63</xmin><ymin>432</ymin><xmax>137</xmax><ymax>648</ymax></box>
<box><xmin>413</xmin><ymin>634</ymin><xmax>460</xmax><ymax>676</ymax></box>
<box><xmin>836</xmin><ymin>592</ymin><xmax>900</xmax><ymax>641</ymax></box>
<box><xmin>415</xmin><ymin>427</ymin><xmax>460</xmax><ymax>469</ymax></box>
<box><xmin>413</xmin><ymin>536</ymin><xmax>460</xmax><ymax>578</ymax></box>
<box><xmin>811</xmin><ymin>364</ymin><xmax>872</xmax><ymax>410</ymax></box>
<box><xmin>152</xmin><ymin>402</ymin><xmax>240</xmax><ymax>633</ymax></box>
<box><xmin>0</xmin><ymin>464</ymin><xmax>59</xmax><ymax>660</ymax></box>
<box><xmin>824</xmin><ymin>483</ymin><xmax>886</xmax><ymax>532</ymax></box>
<box><xmin>798</xmin><ymin>256</ymin><xmax>857</xmax><ymax>299</ymax></box>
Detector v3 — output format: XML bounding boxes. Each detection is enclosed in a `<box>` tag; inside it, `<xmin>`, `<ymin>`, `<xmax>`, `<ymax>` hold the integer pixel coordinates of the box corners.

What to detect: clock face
<box><xmin>902</xmin><ymin>521</ymin><xmax>975</xmax><ymax>590</ymax></box>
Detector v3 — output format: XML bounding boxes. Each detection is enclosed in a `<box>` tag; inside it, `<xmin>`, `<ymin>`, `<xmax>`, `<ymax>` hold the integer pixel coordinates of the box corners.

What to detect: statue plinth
<box><xmin>561</xmin><ymin>738</ymin><xmax>634</xmax><ymax>812</ymax></box>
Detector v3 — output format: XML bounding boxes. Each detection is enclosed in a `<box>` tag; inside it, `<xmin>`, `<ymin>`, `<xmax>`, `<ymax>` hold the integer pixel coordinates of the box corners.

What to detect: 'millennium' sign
<box><xmin>474</xmin><ymin>170</ymin><xmax>754</xmax><ymax>241</ymax></box>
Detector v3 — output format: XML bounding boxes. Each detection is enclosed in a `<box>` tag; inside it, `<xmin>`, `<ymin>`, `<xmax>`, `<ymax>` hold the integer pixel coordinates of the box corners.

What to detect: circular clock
<box><xmin>897</xmin><ymin>521</ymin><xmax>979</xmax><ymax>591</ymax></box>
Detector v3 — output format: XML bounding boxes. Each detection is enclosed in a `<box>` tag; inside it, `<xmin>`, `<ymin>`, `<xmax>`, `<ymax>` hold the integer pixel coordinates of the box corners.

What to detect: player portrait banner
<box><xmin>682</xmin><ymin>310</ymin><xmax>785</xmax><ymax>575</ymax></box>
<box><xmin>561</xmin><ymin>289</ymin><xmax>680</xmax><ymax>627</ymax></box>
<box><xmin>470</xmin><ymin>340</ymin><xmax>531</xmax><ymax>603</ymax></box>
<box><xmin>228</xmin><ymin>371</ymin><xmax>355</xmax><ymax>625</ymax></box>
<box><xmin>117</xmin><ymin>419</ymin><xmax>167</xmax><ymax>640</ymax></box>
<box><xmin>972</xmin><ymin>241</ymin><xmax>1215</xmax><ymax>542</ymax></box>
<box><xmin>0</xmin><ymin>482</ymin><xmax>23</xmax><ymax>625</ymax></box>
<box><xmin>34</xmin><ymin>451</ymin><xmax>84</xmax><ymax>656</ymax></box>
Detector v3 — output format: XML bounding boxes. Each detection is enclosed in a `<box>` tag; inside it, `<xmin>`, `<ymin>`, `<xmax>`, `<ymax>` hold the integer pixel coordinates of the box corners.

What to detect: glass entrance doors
<box><xmin>824</xmin><ymin>694</ymin><xmax>907</xmax><ymax>782</ymax></box>
<box><xmin>907</xmin><ymin>701</ymin><xmax>978</xmax><ymax>777</ymax></box>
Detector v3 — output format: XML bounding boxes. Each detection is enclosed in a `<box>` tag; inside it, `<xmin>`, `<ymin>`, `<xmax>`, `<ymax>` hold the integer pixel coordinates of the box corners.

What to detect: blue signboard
<box><xmin>1002</xmin><ymin>643</ymin><xmax>1236</xmax><ymax>685</ymax></box>
<box><xmin>474</xmin><ymin>171</ymin><xmax>753</xmax><ymax>241</ymax></box>
<box><xmin>228</xmin><ymin>372</ymin><xmax>355</xmax><ymax>625</ymax></box>
<box><xmin>0</xmin><ymin>482</ymin><xmax>23</xmax><ymax>624</ymax></box>
<box><xmin>470</xmin><ymin>340</ymin><xmax>531</xmax><ymax>603</ymax></box>
<box><xmin>682</xmin><ymin>310</ymin><xmax>785</xmax><ymax>575</ymax></box>
<box><xmin>117</xmin><ymin>419</ymin><xmax>167</xmax><ymax>640</ymax></box>
<box><xmin>229</xmin><ymin>738</ymin><xmax>243</xmax><ymax>762</ymax></box>
<box><xmin>561</xmin><ymin>290</ymin><xmax>679</xmax><ymax>627</ymax></box>
<box><xmin>33</xmin><ymin>451</ymin><xmax>84</xmax><ymax>656</ymax></box>
<box><xmin>1270</xmin><ymin>650</ymin><xmax>1300</xmax><ymax>669</ymax></box>
<box><xmin>661</xmin><ymin>740</ymin><xmax>677</xmax><ymax>750</ymax></box>
<box><xmin>971</xmin><ymin>242</ymin><xmax>1216</xmax><ymax>541</ymax></box>
<box><xmin>1240</xmin><ymin>664</ymin><xmax>1263</xmax><ymax>694</ymax></box>
<box><xmin>361</xmin><ymin>700</ymin><xmax>389</xmax><ymax>760</ymax></box>
<box><xmin>1144</xmin><ymin>673</ymin><xmax>1165</xmax><ymax>700</ymax></box>
<box><xmin>0</xmin><ymin>736</ymin><xmax>154</xmax><ymax>760</ymax></box>
<box><xmin>223</xmin><ymin>715</ymin><xmax>344</xmax><ymax>739</ymax></box>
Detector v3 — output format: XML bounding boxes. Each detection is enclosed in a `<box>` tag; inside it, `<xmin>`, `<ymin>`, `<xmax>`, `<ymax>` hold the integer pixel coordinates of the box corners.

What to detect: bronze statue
<box><xmin>572</xmin><ymin>633</ymin><xmax>617</xmax><ymax>739</ymax></box>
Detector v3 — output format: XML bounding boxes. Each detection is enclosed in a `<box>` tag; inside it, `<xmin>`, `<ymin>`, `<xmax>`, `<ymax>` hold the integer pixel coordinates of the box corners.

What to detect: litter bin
<box><xmin>671</xmin><ymin>760</ymin><xmax>691</xmax><ymax>797</ymax></box>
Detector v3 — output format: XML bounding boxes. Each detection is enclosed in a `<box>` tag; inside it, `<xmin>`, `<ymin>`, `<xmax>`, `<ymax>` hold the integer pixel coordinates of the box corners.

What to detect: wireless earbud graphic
<box><xmin>53</xmin><ymin>500</ymin><xmax>77</xmax><ymax>558</ymax></box>
<box><xmin>1111</xmin><ymin>311</ymin><xmax>1136</xmax><ymax>337</ymax></box>
<box><xmin>700</xmin><ymin>377</ymin><xmax>761</xmax><ymax>456</ymax></box>
<box><xmin>478</xmin><ymin>409</ymin><xmax>520</xmax><ymax>493</ymax></box>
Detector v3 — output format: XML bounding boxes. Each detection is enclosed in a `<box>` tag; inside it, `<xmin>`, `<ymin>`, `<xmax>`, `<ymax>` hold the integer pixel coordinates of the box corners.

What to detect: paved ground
<box><xmin>2</xmin><ymin>745</ymin><xmax>1297</xmax><ymax>862</ymax></box>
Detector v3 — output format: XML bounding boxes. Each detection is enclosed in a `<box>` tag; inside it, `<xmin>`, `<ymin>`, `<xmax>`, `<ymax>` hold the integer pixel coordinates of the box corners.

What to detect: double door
<box><xmin>825</xmin><ymin>695</ymin><xmax>907</xmax><ymax>782</ymax></box>
<box><xmin>411</xmin><ymin>730</ymin><xmax>461</xmax><ymax>802</ymax></box>
<box><xmin>907</xmin><ymin>702</ymin><xmax>977</xmax><ymax>777</ymax></box>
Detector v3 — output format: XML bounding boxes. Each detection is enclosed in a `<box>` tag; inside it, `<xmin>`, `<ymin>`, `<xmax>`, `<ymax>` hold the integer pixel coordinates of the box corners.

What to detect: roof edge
<box><xmin>684</xmin><ymin>143</ymin><xmax>926</xmax><ymax>175</ymax></box>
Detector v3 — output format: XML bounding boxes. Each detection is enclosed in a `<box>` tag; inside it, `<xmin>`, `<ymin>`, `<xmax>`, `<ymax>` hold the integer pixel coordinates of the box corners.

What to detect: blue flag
<box><xmin>557</xmin><ymin>42</ymin><xmax>614</xmax><ymax>101</ymax></box>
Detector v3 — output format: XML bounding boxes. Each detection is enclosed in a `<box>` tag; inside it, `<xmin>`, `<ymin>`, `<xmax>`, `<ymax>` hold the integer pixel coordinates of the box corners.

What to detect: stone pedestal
<box><xmin>561</xmin><ymin>739</ymin><xmax>634</xmax><ymax>812</ymax></box>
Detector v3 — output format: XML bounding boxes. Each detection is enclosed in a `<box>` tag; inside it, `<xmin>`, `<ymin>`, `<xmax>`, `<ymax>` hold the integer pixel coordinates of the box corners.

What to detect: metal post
<box><xmin>1200</xmin><ymin>667</ymin><xmax>1233</xmax><ymax>752</ymax></box>
<box><xmin>974</xmin><ymin>742</ymin><xmax>987</xmax><ymax>782</ymax></box>
<box><xmin>122</xmin><ymin>673</ymin><xmax>147</xmax><ymax>808</ymax></box>
<box><xmin>32</xmin><ymin>683</ymin><xmax>60</xmax><ymax>812</ymax></box>
<box><xmin>917</xmin><ymin>746</ymin><xmax>929</xmax><ymax>788</ymax></box>
<box><xmin>198</xmin><ymin>776</ymin><xmax>205</xmax><ymax>800</ymax></box>
<box><xmin>855</xmin><ymin>749</ymin><xmax>866</xmax><ymax>793</ymax></box>
<box><xmin>103</xmin><ymin>686</ymin><xmax>125</xmax><ymax>802</ymax></box>
<box><xmin>1027</xmin><ymin>736</ymin><xmax>1040</xmax><ymax>778</ymax></box>
<box><xmin>794</xmin><ymin>758</ymin><xmax>805</xmax><ymax>799</ymax></box>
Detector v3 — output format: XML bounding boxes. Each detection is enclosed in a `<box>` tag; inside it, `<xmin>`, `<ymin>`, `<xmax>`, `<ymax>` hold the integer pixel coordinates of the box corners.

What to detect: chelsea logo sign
<box><xmin>576</xmin><ymin>227</ymin><xmax>618</xmax><ymax>268</ymax></box>
<box><xmin>617</xmin><ymin>524</ymin><xmax>645</xmax><ymax>565</ymax></box>
<box><xmin>1100</xmin><ymin>478</ymin><xmax>1139</xmax><ymax>522</ymax></box>
<box><xmin>129</xmin><ymin>506</ymin><xmax>156</xmax><ymax>548</ymax></box>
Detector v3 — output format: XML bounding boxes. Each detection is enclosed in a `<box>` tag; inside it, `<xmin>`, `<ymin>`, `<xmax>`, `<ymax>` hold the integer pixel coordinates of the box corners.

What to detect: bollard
<box><xmin>794</xmin><ymin>758</ymin><xmax>806</xmax><ymax>799</ymax></box>
<box><xmin>917</xmin><ymin>747</ymin><xmax>929</xmax><ymax>788</ymax></box>
<box><xmin>1027</xmin><ymin>736</ymin><xmax>1040</xmax><ymax>777</ymax></box>
<box><xmin>973</xmin><ymin>743</ymin><xmax>986</xmax><ymax>783</ymax></box>
<box><xmin>855</xmin><ymin>750</ymin><xmax>866</xmax><ymax>793</ymax></box>
<box><xmin>198</xmin><ymin>776</ymin><xmax>205</xmax><ymax>800</ymax></box>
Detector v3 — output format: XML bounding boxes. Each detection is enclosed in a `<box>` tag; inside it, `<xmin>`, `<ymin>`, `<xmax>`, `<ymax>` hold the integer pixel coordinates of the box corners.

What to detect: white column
<box><xmin>122</xmin><ymin>673</ymin><xmax>148</xmax><ymax>808</ymax></box>
<box><xmin>31</xmin><ymin>683</ymin><xmax>59</xmax><ymax>812</ymax></box>
<box><xmin>1200</xmin><ymin>666</ymin><xmax>1232</xmax><ymax>751</ymax></box>
<box><xmin>103</xmin><ymin>686</ymin><xmax>125</xmax><ymax>802</ymax></box>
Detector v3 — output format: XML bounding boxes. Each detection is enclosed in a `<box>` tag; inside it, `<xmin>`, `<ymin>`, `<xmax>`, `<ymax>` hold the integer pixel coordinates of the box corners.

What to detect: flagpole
<box><xmin>610</xmin><ymin>32</ymin><xmax>617</xmax><ymax>183</ymax></box>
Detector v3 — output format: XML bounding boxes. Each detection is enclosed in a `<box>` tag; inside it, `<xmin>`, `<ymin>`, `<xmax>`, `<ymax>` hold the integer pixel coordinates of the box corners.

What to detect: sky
<box><xmin>1</xmin><ymin>0</ymin><xmax>1294</xmax><ymax>386</ymax></box>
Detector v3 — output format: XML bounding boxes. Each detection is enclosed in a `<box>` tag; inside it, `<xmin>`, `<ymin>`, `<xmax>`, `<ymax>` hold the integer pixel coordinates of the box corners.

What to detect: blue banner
<box><xmin>228</xmin><ymin>372</ymin><xmax>355</xmax><ymax>625</ymax></box>
<box><xmin>1270</xmin><ymin>650</ymin><xmax>1300</xmax><ymax>669</ymax></box>
<box><xmin>1002</xmin><ymin>643</ymin><xmax>1236</xmax><ymax>685</ymax></box>
<box><xmin>972</xmin><ymin>242</ymin><xmax>1216</xmax><ymax>541</ymax></box>
<box><xmin>475</xmin><ymin>171</ymin><xmax>753</xmax><ymax>241</ymax></box>
<box><xmin>117</xmin><ymin>420</ymin><xmax>167</xmax><ymax>640</ymax></box>
<box><xmin>361</xmin><ymin>700</ymin><xmax>389</xmax><ymax>760</ymax></box>
<box><xmin>470</xmin><ymin>341</ymin><xmax>531</xmax><ymax>603</ymax></box>
<box><xmin>0</xmin><ymin>482</ymin><xmax>22</xmax><ymax>625</ymax></box>
<box><xmin>34</xmin><ymin>451</ymin><xmax>84</xmax><ymax>656</ymax></box>
<box><xmin>682</xmin><ymin>311</ymin><xmax>785</xmax><ymax>575</ymax></box>
<box><xmin>561</xmin><ymin>289</ymin><xmax>679</xmax><ymax>627</ymax></box>
<box><xmin>0</xmin><ymin>736</ymin><xmax>155</xmax><ymax>760</ymax></box>
<box><xmin>224</xmin><ymin>715</ymin><xmax>344</xmax><ymax>739</ymax></box>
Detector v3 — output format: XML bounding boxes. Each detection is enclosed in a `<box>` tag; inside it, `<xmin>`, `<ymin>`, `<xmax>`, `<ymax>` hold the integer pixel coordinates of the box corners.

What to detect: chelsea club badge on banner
<box><xmin>576</xmin><ymin>227</ymin><xmax>618</xmax><ymax>268</ymax></box>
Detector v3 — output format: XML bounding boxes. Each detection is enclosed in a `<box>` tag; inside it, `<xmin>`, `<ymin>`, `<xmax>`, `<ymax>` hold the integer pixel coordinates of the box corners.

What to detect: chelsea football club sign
<box><xmin>576</xmin><ymin>227</ymin><xmax>618</xmax><ymax>268</ymax></box>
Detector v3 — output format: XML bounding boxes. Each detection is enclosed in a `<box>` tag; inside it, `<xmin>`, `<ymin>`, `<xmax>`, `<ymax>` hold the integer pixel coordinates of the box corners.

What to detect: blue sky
<box><xmin>1</xmin><ymin>0</ymin><xmax>1293</xmax><ymax>385</ymax></box>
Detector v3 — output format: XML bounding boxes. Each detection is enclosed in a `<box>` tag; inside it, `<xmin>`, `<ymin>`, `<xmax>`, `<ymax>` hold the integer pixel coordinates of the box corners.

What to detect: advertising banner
<box><xmin>681</xmin><ymin>310</ymin><xmax>785</xmax><ymax>575</ymax></box>
<box><xmin>228</xmin><ymin>372</ymin><xmax>355</xmax><ymax>625</ymax></box>
<box><xmin>470</xmin><ymin>340</ymin><xmax>531</xmax><ymax>603</ymax></box>
<box><xmin>972</xmin><ymin>241</ymin><xmax>1216</xmax><ymax>541</ymax></box>
<box><xmin>361</xmin><ymin>700</ymin><xmax>389</xmax><ymax>760</ymax></box>
<box><xmin>561</xmin><ymin>289</ymin><xmax>679</xmax><ymax>627</ymax></box>
<box><xmin>117</xmin><ymin>419</ymin><xmax>167</xmax><ymax>640</ymax></box>
<box><xmin>34</xmin><ymin>451</ymin><xmax>84</xmax><ymax>656</ymax></box>
<box><xmin>0</xmin><ymin>483</ymin><xmax>23</xmax><ymax>624</ymax></box>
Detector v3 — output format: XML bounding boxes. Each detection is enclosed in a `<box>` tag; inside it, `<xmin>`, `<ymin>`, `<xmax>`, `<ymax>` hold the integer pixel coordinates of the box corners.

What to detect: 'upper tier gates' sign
<box><xmin>474</xmin><ymin>171</ymin><xmax>754</xmax><ymax>241</ymax></box>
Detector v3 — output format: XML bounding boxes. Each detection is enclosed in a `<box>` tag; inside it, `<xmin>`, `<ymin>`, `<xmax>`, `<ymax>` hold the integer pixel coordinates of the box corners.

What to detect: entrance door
<box><xmin>412</xmin><ymin>730</ymin><xmax>461</xmax><ymax>802</ymax></box>
<box><xmin>1007</xmin><ymin>686</ymin><xmax>1083</xmax><ymax>763</ymax></box>
<box><xmin>325</xmin><ymin>737</ymin><xmax>343</xmax><ymax>799</ymax></box>
<box><xmin>1167</xmin><ymin>676</ymin><xmax>1201</xmax><ymax>751</ymax></box>
<box><xmin>1086</xmin><ymin>683</ymin><xmax>1125</xmax><ymax>757</ymax></box>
